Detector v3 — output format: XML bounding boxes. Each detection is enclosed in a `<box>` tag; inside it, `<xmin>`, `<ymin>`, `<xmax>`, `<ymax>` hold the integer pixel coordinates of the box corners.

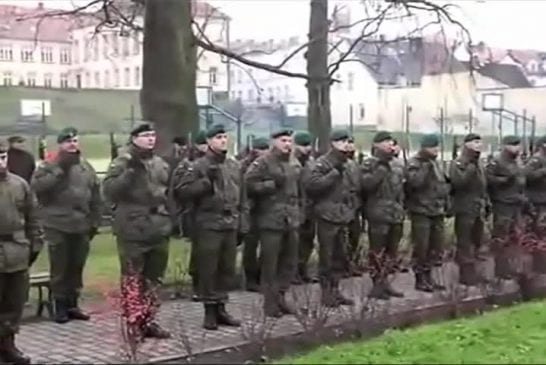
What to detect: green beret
<box><xmin>536</xmin><ymin>135</ymin><xmax>546</xmax><ymax>146</ymax></box>
<box><xmin>373</xmin><ymin>131</ymin><xmax>392</xmax><ymax>143</ymax></box>
<box><xmin>420</xmin><ymin>134</ymin><xmax>440</xmax><ymax>148</ymax></box>
<box><xmin>330</xmin><ymin>129</ymin><xmax>350</xmax><ymax>142</ymax></box>
<box><xmin>502</xmin><ymin>135</ymin><xmax>520</xmax><ymax>146</ymax></box>
<box><xmin>294</xmin><ymin>132</ymin><xmax>312</xmax><ymax>146</ymax></box>
<box><xmin>463</xmin><ymin>133</ymin><xmax>481</xmax><ymax>143</ymax></box>
<box><xmin>206</xmin><ymin>124</ymin><xmax>226</xmax><ymax>139</ymax></box>
<box><xmin>193</xmin><ymin>130</ymin><xmax>207</xmax><ymax>145</ymax></box>
<box><xmin>252</xmin><ymin>137</ymin><xmax>269</xmax><ymax>150</ymax></box>
<box><xmin>57</xmin><ymin>127</ymin><xmax>78</xmax><ymax>143</ymax></box>
<box><xmin>7</xmin><ymin>135</ymin><xmax>25</xmax><ymax>144</ymax></box>
<box><xmin>130</xmin><ymin>123</ymin><xmax>153</xmax><ymax>137</ymax></box>
<box><xmin>271</xmin><ymin>128</ymin><xmax>293</xmax><ymax>139</ymax></box>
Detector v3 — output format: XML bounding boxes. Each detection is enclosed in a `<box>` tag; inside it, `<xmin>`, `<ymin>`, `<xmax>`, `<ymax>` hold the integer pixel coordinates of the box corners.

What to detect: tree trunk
<box><xmin>141</xmin><ymin>0</ymin><xmax>198</xmax><ymax>157</ymax></box>
<box><xmin>306</xmin><ymin>0</ymin><xmax>331</xmax><ymax>154</ymax></box>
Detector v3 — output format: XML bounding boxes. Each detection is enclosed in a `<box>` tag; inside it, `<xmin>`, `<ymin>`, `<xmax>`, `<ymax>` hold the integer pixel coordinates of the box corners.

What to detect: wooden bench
<box><xmin>29</xmin><ymin>272</ymin><xmax>52</xmax><ymax>318</ymax></box>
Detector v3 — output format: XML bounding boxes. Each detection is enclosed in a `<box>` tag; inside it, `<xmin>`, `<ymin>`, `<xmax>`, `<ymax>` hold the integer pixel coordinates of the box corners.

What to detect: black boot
<box><xmin>278</xmin><ymin>292</ymin><xmax>295</xmax><ymax>315</ymax></box>
<box><xmin>54</xmin><ymin>299</ymin><xmax>69</xmax><ymax>324</ymax></box>
<box><xmin>203</xmin><ymin>304</ymin><xmax>218</xmax><ymax>330</ymax></box>
<box><xmin>415</xmin><ymin>272</ymin><xmax>434</xmax><ymax>293</ymax></box>
<box><xmin>0</xmin><ymin>335</ymin><xmax>30</xmax><ymax>364</ymax></box>
<box><xmin>426</xmin><ymin>270</ymin><xmax>446</xmax><ymax>291</ymax></box>
<box><xmin>144</xmin><ymin>322</ymin><xmax>171</xmax><ymax>339</ymax></box>
<box><xmin>216</xmin><ymin>303</ymin><xmax>241</xmax><ymax>326</ymax></box>
<box><xmin>384</xmin><ymin>281</ymin><xmax>404</xmax><ymax>298</ymax></box>
<box><xmin>67</xmin><ymin>296</ymin><xmax>90</xmax><ymax>321</ymax></box>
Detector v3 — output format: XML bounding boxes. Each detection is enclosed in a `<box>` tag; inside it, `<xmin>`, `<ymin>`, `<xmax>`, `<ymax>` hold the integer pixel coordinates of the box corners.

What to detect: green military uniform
<box><xmin>172</xmin><ymin>124</ymin><xmax>242</xmax><ymax>330</ymax></box>
<box><xmin>31</xmin><ymin>128</ymin><xmax>101</xmax><ymax>324</ymax></box>
<box><xmin>103</xmin><ymin>123</ymin><xmax>172</xmax><ymax>338</ymax></box>
<box><xmin>306</xmin><ymin>130</ymin><xmax>356</xmax><ymax>307</ymax></box>
<box><xmin>523</xmin><ymin>136</ymin><xmax>546</xmax><ymax>236</ymax></box>
<box><xmin>361</xmin><ymin>131</ymin><xmax>405</xmax><ymax>300</ymax></box>
<box><xmin>405</xmin><ymin>134</ymin><xmax>449</xmax><ymax>292</ymax></box>
<box><xmin>345</xmin><ymin>150</ymin><xmax>363</xmax><ymax>277</ymax></box>
<box><xmin>0</xmin><ymin>141</ymin><xmax>43</xmax><ymax>364</ymax></box>
<box><xmin>241</xmin><ymin>137</ymin><xmax>269</xmax><ymax>291</ymax></box>
<box><xmin>245</xmin><ymin>129</ymin><xmax>300</xmax><ymax>317</ymax></box>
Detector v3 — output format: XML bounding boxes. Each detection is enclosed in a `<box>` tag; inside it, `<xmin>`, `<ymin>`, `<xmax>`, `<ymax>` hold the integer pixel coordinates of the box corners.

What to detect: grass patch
<box><xmin>283</xmin><ymin>301</ymin><xmax>546</xmax><ymax>364</ymax></box>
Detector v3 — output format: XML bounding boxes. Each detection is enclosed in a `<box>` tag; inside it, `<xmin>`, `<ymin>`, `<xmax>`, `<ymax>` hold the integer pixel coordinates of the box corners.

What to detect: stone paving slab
<box><xmin>17</xmin><ymin>262</ymin><xmax>520</xmax><ymax>364</ymax></box>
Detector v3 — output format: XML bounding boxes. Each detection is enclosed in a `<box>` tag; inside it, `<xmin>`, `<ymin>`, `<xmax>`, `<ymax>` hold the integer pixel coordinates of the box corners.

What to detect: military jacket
<box><xmin>524</xmin><ymin>152</ymin><xmax>546</xmax><ymax>204</ymax></box>
<box><xmin>449</xmin><ymin>150</ymin><xmax>488</xmax><ymax>216</ymax></box>
<box><xmin>486</xmin><ymin>151</ymin><xmax>526</xmax><ymax>205</ymax></box>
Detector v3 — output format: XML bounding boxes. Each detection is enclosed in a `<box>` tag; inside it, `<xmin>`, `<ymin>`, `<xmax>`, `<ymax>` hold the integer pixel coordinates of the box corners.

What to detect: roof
<box><xmin>473</xmin><ymin>63</ymin><xmax>532</xmax><ymax>88</ymax></box>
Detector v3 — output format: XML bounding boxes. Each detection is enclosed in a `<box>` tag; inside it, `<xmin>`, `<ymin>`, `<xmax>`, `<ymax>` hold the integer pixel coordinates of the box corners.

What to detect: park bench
<box><xmin>29</xmin><ymin>272</ymin><xmax>53</xmax><ymax>318</ymax></box>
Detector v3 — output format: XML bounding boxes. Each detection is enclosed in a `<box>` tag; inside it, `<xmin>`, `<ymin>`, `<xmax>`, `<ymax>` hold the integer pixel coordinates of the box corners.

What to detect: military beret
<box><xmin>252</xmin><ymin>137</ymin><xmax>269</xmax><ymax>150</ymax></box>
<box><xmin>420</xmin><ymin>134</ymin><xmax>440</xmax><ymax>148</ymax></box>
<box><xmin>7</xmin><ymin>135</ymin><xmax>25</xmax><ymax>144</ymax></box>
<box><xmin>463</xmin><ymin>133</ymin><xmax>481</xmax><ymax>143</ymax></box>
<box><xmin>57</xmin><ymin>127</ymin><xmax>78</xmax><ymax>143</ymax></box>
<box><xmin>0</xmin><ymin>141</ymin><xmax>7</xmax><ymax>153</ymax></box>
<box><xmin>294</xmin><ymin>132</ymin><xmax>312</xmax><ymax>146</ymax></box>
<box><xmin>130</xmin><ymin>123</ymin><xmax>154</xmax><ymax>137</ymax></box>
<box><xmin>330</xmin><ymin>129</ymin><xmax>350</xmax><ymax>142</ymax></box>
<box><xmin>502</xmin><ymin>135</ymin><xmax>520</xmax><ymax>146</ymax></box>
<box><xmin>536</xmin><ymin>135</ymin><xmax>546</xmax><ymax>146</ymax></box>
<box><xmin>193</xmin><ymin>130</ymin><xmax>207</xmax><ymax>145</ymax></box>
<box><xmin>373</xmin><ymin>131</ymin><xmax>393</xmax><ymax>143</ymax></box>
<box><xmin>271</xmin><ymin>128</ymin><xmax>293</xmax><ymax>139</ymax></box>
<box><xmin>206</xmin><ymin>124</ymin><xmax>226</xmax><ymax>139</ymax></box>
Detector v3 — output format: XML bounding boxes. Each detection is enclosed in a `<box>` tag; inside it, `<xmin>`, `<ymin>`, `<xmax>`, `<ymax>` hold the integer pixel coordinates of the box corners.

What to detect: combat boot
<box><xmin>144</xmin><ymin>322</ymin><xmax>171</xmax><ymax>339</ymax></box>
<box><xmin>278</xmin><ymin>292</ymin><xmax>295</xmax><ymax>315</ymax></box>
<box><xmin>0</xmin><ymin>335</ymin><xmax>30</xmax><ymax>365</ymax></box>
<box><xmin>66</xmin><ymin>295</ymin><xmax>90</xmax><ymax>321</ymax></box>
<box><xmin>384</xmin><ymin>281</ymin><xmax>404</xmax><ymax>298</ymax></box>
<box><xmin>216</xmin><ymin>303</ymin><xmax>241</xmax><ymax>327</ymax></box>
<box><xmin>203</xmin><ymin>304</ymin><xmax>218</xmax><ymax>330</ymax></box>
<box><xmin>54</xmin><ymin>299</ymin><xmax>69</xmax><ymax>324</ymax></box>
<box><xmin>426</xmin><ymin>270</ymin><xmax>446</xmax><ymax>291</ymax></box>
<box><xmin>415</xmin><ymin>272</ymin><xmax>434</xmax><ymax>293</ymax></box>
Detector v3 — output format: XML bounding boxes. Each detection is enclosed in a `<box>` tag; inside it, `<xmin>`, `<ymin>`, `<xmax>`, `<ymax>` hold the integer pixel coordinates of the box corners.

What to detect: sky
<box><xmin>3</xmin><ymin>0</ymin><xmax>546</xmax><ymax>51</ymax></box>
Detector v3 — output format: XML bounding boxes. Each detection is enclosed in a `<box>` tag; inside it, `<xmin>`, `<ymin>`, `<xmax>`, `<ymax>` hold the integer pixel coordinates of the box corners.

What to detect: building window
<box><xmin>122</xmin><ymin>36</ymin><xmax>130</xmax><ymax>57</ymax></box>
<box><xmin>60</xmin><ymin>73</ymin><xmax>68</xmax><ymax>88</ymax></box>
<box><xmin>209</xmin><ymin>67</ymin><xmax>217</xmax><ymax>85</ymax></box>
<box><xmin>41</xmin><ymin>46</ymin><xmax>53</xmax><ymax>63</ymax></box>
<box><xmin>134</xmin><ymin>66</ymin><xmax>140</xmax><ymax>87</ymax></box>
<box><xmin>94</xmin><ymin>71</ymin><xmax>100</xmax><ymax>87</ymax></box>
<box><xmin>132</xmin><ymin>34</ymin><xmax>140</xmax><ymax>55</ymax></box>
<box><xmin>21</xmin><ymin>47</ymin><xmax>34</xmax><ymax>63</ymax></box>
<box><xmin>43</xmin><ymin>73</ymin><xmax>53</xmax><ymax>88</ymax></box>
<box><xmin>347</xmin><ymin>72</ymin><xmax>354</xmax><ymax>91</ymax></box>
<box><xmin>93</xmin><ymin>38</ymin><xmax>99</xmax><ymax>61</ymax></box>
<box><xmin>284</xmin><ymin>85</ymin><xmax>289</xmax><ymax>99</ymax></box>
<box><xmin>276</xmin><ymin>86</ymin><xmax>282</xmax><ymax>99</ymax></box>
<box><xmin>60</xmin><ymin>47</ymin><xmax>70</xmax><ymax>64</ymax></box>
<box><xmin>83</xmin><ymin>37</ymin><xmax>91</xmax><ymax>62</ymax></box>
<box><xmin>104</xmin><ymin>70</ymin><xmax>110</xmax><ymax>88</ymax></box>
<box><xmin>112</xmin><ymin>34</ymin><xmax>119</xmax><ymax>56</ymax></box>
<box><xmin>237</xmin><ymin>70</ymin><xmax>242</xmax><ymax>84</ymax></box>
<box><xmin>114</xmin><ymin>69</ymin><xmax>120</xmax><ymax>87</ymax></box>
<box><xmin>73</xmin><ymin>40</ymin><xmax>79</xmax><ymax>63</ymax></box>
<box><xmin>2</xmin><ymin>72</ymin><xmax>12</xmax><ymax>86</ymax></box>
<box><xmin>0</xmin><ymin>45</ymin><xmax>13</xmax><ymax>61</ymax></box>
<box><xmin>336</xmin><ymin>74</ymin><xmax>342</xmax><ymax>89</ymax></box>
<box><xmin>267</xmin><ymin>87</ymin><xmax>274</xmax><ymax>102</ymax></box>
<box><xmin>124</xmin><ymin>67</ymin><xmax>130</xmax><ymax>87</ymax></box>
<box><xmin>102</xmin><ymin>34</ymin><xmax>109</xmax><ymax>58</ymax></box>
<box><xmin>358</xmin><ymin>103</ymin><xmax>365</xmax><ymax>120</ymax></box>
<box><xmin>26</xmin><ymin>72</ymin><xmax>36</xmax><ymax>87</ymax></box>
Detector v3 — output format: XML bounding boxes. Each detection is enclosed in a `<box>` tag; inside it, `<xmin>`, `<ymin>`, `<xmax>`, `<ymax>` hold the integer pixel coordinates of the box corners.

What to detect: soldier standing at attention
<box><xmin>361</xmin><ymin>131</ymin><xmax>405</xmax><ymax>300</ymax></box>
<box><xmin>103</xmin><ymin>123</ymin><xmax>172</xmax><ymax>338</ymax></box>
<box><xmin>306</xmin><ymin>130</ymin><xmax>356</xmax><ymax>307</ymax></box>
<box><xmin>31</xmin><ymin>128</ymin><xmax>101</xmax><ymax>324</ymax></box>
<box><xmin>245</xmin><ymin>129</ymin><xmax>300</xmax><ymax>317</ymax></box>
<box><xmin>173</xmin><ymin>124</ymin><xmax>242</xmax><ymax>330</ymax></box>
<box><xmin>345</xmin><ymin>136</ymin><xmax>364</xmax><ymax>277</ymax></box>
<box><xmin>523</xmin><ymin>136</ymin><xmax>546</xmax><ymax>236</ymax></box>
<box><xmin>450</xmin><ymin>133</ymin><xmax>489</xmax><ymax>284</ymax></box>
<box><xmin>241</xmin><ymin>137</ymin><xmax>270</xmax><ymax>292</ymax></box>
<box><xmin>0</xmin><ymin>141</ymin><xmax>43</xmax><ymax>364</ymax></box>
<box><xmin>405</xmin><ymin>134</ymin><xmax>449</xmax><ymax>292</ymax></box>
<box><xmin>292</xmin><ymin>131</ymin><xmax>316</xmax><ymax>284</ymax></box>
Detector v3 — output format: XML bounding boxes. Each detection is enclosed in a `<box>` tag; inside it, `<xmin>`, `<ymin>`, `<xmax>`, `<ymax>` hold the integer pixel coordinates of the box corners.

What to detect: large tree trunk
<box><xmin>306</xmin><ymin>0</ymin><xmax>331</xmax><ymax>154</ymax></box>
<box><xmin>141</xmin><ymin>0</ymin><xmax>198</xmax><ymax>157</ymax></box>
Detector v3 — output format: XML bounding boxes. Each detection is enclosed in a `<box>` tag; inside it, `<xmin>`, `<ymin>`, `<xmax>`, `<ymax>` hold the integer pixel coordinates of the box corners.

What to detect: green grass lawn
<box><xmin>283</xmin><ymin>301</ymin><xmax>546</xmax><ymax>364</ymax></box>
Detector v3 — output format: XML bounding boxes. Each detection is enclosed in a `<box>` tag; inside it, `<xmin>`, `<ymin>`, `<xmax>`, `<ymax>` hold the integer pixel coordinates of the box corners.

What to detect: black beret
<box><xmin>252</xmin><ymin>137</ymin><xmax>269</xmax><ymax>150</ymax></box>
<box><xmin>193</xmin><ymin>130</ymin><xmax>207</xmax><ymax>145</ymax></box>
<box><xmin>502</xmin><ymin>135</ymin><xmax>520</xmax><ymax>146</ymax></box>
<box><xmin>271</xmin><ymin>128</ymin><xmax>293</xmax><ymax>139</ymax></box>
<box><xmin>130</xmin><ymin>123</ymin><xmax>154</xmax><ymax>137</ymax></box>
<box><xmin>463</xmin><ymin>133</ymin><xmax>481</xmax><ymax>143</ymax></box>
<box><xmin>420</xmin><ymin>134</ymin><xmax>440</xmax><ymax>148</ymax></box>
<box><xmin>206</xmin><ymin>124</ymin><xmax>226</xmax><ymax>139</ymax></box>
<box><xmin>172</xmin><ymin>136</ymin><xmax>187</xmax><ymax>145</ymax></box>
<box><xmin>7</xmin><ymin>135</ymin><xmax>25</xmax><ymax>144</ymax></box>
<box><xmin>330</xmin><ymin>129</ymin><xmax>350</xmax><ymax>142</ymax></box>
<box><xmin>57</xmin><ymin>127</ymin><xmax>78</xmax><ymax>143</ymax></box>
<box><xmin>373</xmin><ymin>131</ymin><xmax>393</xmax><ymax>143</ymax></box>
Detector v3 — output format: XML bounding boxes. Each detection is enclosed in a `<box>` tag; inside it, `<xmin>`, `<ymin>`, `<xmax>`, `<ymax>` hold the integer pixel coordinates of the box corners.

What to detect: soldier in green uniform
<box><xmin>361</xmin><ymin>131</ymin><xmax>405</xmax><ymax>300</ymax></box>
<box><xmin>172</xmin><ymin>124</ymin><xmax>242</xmax><ymax>330</ymax></box>
<box><xmin>405</xmin><ymin>134</ymin><xmax>449</xmax><ymax>292</ymax></box>
<box><xmin>31</xmin><ymin>128</ymin><xmax>101</xmax><ymax>324</ymax></box>
<box><xmin>450</xmin><ymin>133</ymin><xmax>489</xmax><ymax>284</ymax></box>
<box><xmin>306</xmin><ymin>129</ymin><xmax>356</xmax><ymax>307</ymax></box>
<box><xmin>103</xmin><ymin>123</ymin><xmax>172</xmax><ymax>339</ymax></box>
<box><xmin>241</xmin><ymin>137</ymin><xmax>270</xmax><ymax>292</ymax></box>
<box><xmin>524</xmin><ymin>135</ymin><xmax>546</xmax><ymax>236</ymax></box>
<box><xmin>0</xmin><ymin>142</ymin><xmax>43</xmax><ymax>364</ymax></box>
<box><xmin>292</xmin><ymin>131</ymin><xmax>316</xmax><ymax>284</ymax></box>
<box><xmin>245</xmin><ymin>129</ymin><xmax>300</xmax><ymax>317</ymax></box>
<box><xmin>345</xmin><ymin>136</ymin><xmax>364</xmax><ymax>277</ymax></box>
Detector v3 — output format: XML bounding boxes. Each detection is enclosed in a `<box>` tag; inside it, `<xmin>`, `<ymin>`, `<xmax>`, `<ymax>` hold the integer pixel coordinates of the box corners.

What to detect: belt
<box><xmin>0</xmin><ymin>235</ymin><xmax>13</xmax><ymax>241</ymax></box>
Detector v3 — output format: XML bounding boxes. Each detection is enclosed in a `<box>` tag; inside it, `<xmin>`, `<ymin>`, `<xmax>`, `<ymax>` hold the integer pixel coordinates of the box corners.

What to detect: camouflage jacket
<box><xmin>173</xmin><ymin>150</ymin><xmax>245</xmax><ymax>231</ymax></box>
<box><xmin>345</xmin><ymin>158</ymin><xmax>363</xmax><ymax>211</ymax></box>
<box><xmin>0</xmin><ymin>173</ymin><xmax>44</xmax><ymax>272</ymax></box>
<box><xmin>245</xmin><ymin>148</ymin><xmax>301</xmax><ymax>230</ymax></box>
<box><xmin>524</xmin><ymin>151</ymin><xmax>546</xmax><ymax>204</ymax></box>
<box><xmin>405</xmin><ymin>152</ymin><xmax>450</xmax><ymax>217</ymax></box>
<box><xmin>295</xmin><ymin>152</ymin><xmax>315</xmax><ymax>223</ymax></box>
<box><xmin>449</xmin><ymin>149</ymin><xmax>489</xmax><ymax>216</ymax></box>
<box><xmin>361</xmin><ymin>153</ymin><xmax>405</xmax><ymax>224</ymax></box>
<box><xmin>31</xmin><ymin>156</ymin><xmax>101</xmax><ymax>234</ymax></box>
<box><xmin>486</xmin><ymin>151</ymin><xmax>526</xmax><ymax>205</ymax></box>
<box><xmin>103</xmin><ymin>145</ymin><xmax>172</xmax><ymax>242</ymax></box>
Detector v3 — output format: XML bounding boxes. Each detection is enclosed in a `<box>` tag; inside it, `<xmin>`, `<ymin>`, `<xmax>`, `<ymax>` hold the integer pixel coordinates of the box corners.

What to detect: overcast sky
<box><xmin>2</xmin><ymin>0</ymin><xmax>546</xmax><ymax>51</ymax></box>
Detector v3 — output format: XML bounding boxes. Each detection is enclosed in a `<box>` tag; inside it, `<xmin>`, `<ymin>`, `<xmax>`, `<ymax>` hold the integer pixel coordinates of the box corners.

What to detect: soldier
<box><xmin>0</xmin><ymin>141</ymin><xmax>43</xmax><ymax>364</ymax></box>
<box><xmin>361</xmin><ymin>131</ymin><xmax>405</xmax><ymax>300</ymax></box>
<box><xmin>242</xmin><ymin>137</ymin><xmax>270</xmax><ymax>292</ymax></box>
<box><xmin>188</xmin><ymin>130</ymin><xmax>208</xmax><ymax>161</ymax></box>
<box><xmin>405</xmin><ymin>134</ymin><xmax>449</xmax><ymax>292</ymax></box>
<box><xmin>245</xmin><ymin>129</ymin><xmax>300</xmax><ymax>317</ymax></box>
<box><xmin>306</xmin><ymin>129</ymin><xmax>356</xmax><ymax>307</ymax></box>
<box><xmin>450</xmin><ymin>133</ymin><xmax>489</xmax><ymax>285</ymax></box>
<box><xmin>31</xmin><ymin>127</ymin><xmax>101</xmax><ymax>324</ymax></box>
<box><xmin>345</xmin><ymin>136</ymin><xmax>364</xmax><ymax>277</ymax></box>
<box><xmin>7</xmin><ymin>135</ymin><xmax>35</xmax><ymax>184</ymax></box>
<box><xmin>486</xmin><ymin>136</ymin><xmax>526</xmax><ymax>244</ymax></box>
<box><xmin>292</xmin><ymin>131</ymin><xmax>317</xmax><ymax>284</ymax></box>
<box><xmin>103</xmin><ymin>123</ymin><xmax>172</xmax><ymax>338</ymax></box>
<box><xmin>524</xmin><ymin>136</ymin><xmax>546</xmax><ymax>236</ymax></box>
<box><xmin>172</xmin><ymin>124</ymin><xmax>242</xmax><ymax>330</ymax></box>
